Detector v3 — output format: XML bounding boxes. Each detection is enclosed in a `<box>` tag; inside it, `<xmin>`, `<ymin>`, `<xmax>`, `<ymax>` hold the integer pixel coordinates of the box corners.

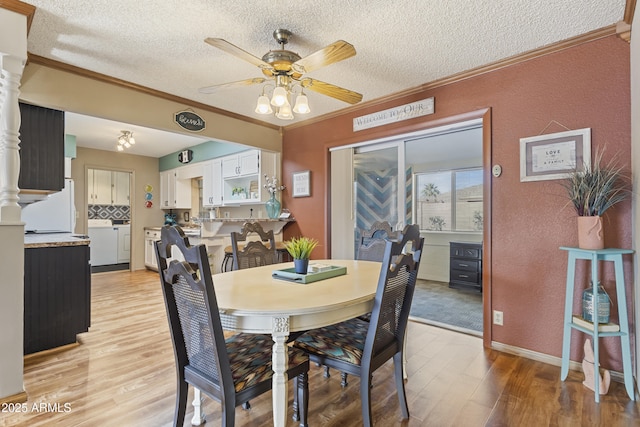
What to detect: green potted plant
<box><xmin>284</xmin><ymin>236</ymin><xmax>319</xmax><ymax>274</ymax></box>
<box><xmin>562</xmin><ymin>148</ymin><xmax>629</xmax><ymax>249</ymax></box>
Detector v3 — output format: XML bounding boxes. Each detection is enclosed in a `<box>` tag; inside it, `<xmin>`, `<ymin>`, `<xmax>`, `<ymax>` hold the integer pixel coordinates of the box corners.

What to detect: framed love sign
<box><xmin>519</xmin><ymin>128</ymin><xmax>591</xmax><ymax>182</ymax></box>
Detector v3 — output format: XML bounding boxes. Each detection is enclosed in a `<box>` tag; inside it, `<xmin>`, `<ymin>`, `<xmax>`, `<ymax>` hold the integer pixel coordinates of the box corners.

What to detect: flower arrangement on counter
<box><xmin>263</xmin><ymin>174</ymin><xmax>285</xmax><ymax>194</ymax></box>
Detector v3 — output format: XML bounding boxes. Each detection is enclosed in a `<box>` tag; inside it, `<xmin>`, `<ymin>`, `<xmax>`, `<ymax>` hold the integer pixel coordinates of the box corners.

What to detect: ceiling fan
<box><xmin>199</xmin><ymin>29</ymin><xmax>363</xmax><ymax>118</ymax></box>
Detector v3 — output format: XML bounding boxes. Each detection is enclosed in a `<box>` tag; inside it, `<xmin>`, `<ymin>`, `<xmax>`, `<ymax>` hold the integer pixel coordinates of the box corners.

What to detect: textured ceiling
<box><xmin>22</xmin><ymin>0</ymin><xmax>626</xmax><ymax>157</ymax></box>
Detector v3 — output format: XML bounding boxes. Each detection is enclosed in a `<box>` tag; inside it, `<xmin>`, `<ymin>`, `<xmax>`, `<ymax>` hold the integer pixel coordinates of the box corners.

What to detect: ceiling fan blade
<box><xmin>205</xmin><ymin>38</ymin><xmax>275</xmax><ymax>75</ymax></box>
<box><xmin>199</xmin><ymin>77</ymin><xmax>266</xmax><ymax>94</ymax></box>
<box><xmin>292</xmin><ymin>40</ymin><xmax>356</xmax><ymax>74</ymax></box>
<box><xmin>301</xmin><ymin>78</ymin><xmax>362</xmax><ymax>105</ymax></box>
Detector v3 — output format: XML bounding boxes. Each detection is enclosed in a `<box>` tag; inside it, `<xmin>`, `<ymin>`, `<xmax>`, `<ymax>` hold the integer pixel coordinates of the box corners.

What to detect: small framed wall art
<box><xmin>519</xmin><ymin>128</ymin><xmax>591</xmax><ymax>182</ymax></box>
<box><xmin>292</xmin><ymin>170</ymin><xmax>311</xmax><ymax>197</ymax></box>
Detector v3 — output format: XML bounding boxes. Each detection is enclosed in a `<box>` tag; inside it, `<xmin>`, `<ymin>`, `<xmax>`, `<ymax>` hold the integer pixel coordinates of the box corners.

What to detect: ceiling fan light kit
<box><xmin>201</xmin><ymin>29</ymin><xmax>362</xmax><ymax>121</ymax></box>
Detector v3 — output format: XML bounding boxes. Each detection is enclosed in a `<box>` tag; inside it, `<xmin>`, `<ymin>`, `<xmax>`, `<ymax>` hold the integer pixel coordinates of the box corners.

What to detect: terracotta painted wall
<box><xmin>282</xmin><ymin>35</ymin><xmax>632</xmax><ymax>370</ymax></box>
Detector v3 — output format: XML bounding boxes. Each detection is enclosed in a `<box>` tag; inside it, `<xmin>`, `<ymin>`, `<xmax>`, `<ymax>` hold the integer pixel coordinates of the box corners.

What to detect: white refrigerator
<box><xmin>22</xmin><ymin>178</ymin><xmax>77</xmax><ymax>233</ymax></box>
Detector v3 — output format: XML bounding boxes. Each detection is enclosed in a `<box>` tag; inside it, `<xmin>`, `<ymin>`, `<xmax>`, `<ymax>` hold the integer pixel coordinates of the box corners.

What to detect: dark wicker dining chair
<box><xmin>293</xmin><ymin>224</ymin><xmax>423</xmax><ymax>427</ymax></box>
<box><xmin>155</xmin><ymin>225</ymin><xmax>309</xmax><ymax>427</ymax></box>
<box><xmin>230</xmin><ymin>222</ymin><xmax>279</xmax><ymax>270</ymax></box>
<box><xmin>320</xmin><ymin>221</ymin><xmax>398</xmax><ymax>382</ymax></box>
<box><xmin>354</xmin><ymin>221</ymin><xmax>399</xmax><ymax>322</ymax></box>
<box><xmin>356</xmin><ymin>220</ymin><xmax>398</xmax><ymax>262</ymax></box>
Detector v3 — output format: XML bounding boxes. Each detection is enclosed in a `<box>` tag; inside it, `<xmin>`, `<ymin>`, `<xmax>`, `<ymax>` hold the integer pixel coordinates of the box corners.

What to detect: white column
<box><xmin>0</xmin><ymin>5</ymin><xmax>28</xmax><ymax>402</ymax></box>
<box><xmin>0</xmin><ymin>54</ymin><xmax>23</xmax><ymax>223</ymax></box>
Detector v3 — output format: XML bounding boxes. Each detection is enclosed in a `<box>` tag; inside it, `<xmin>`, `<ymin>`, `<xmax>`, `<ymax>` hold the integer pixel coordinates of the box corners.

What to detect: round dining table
<box><xmin>191</xmin><ymin>259</ymin><xmax>382</xmax><ymax>427</ymax></box>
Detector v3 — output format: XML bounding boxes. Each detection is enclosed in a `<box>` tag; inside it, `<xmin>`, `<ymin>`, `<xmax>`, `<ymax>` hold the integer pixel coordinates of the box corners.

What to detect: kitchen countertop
<box><xmin>147</xmin><ymin>218</ymin><xmax>295</xmax><ymax>238</ymax></box>
<box><xmin>24</xmin><ymin>233</ymin><xmax>91</xmax><ymax>248</ymax></box>
<box><xmin>199</xmin><ymin>218</ymin><xmax>294</xmax><ymax>222</ymax></box>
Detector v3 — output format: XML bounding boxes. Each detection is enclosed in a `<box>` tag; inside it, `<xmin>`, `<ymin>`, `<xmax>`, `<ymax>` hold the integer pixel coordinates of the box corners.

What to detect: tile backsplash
<box><xmin>88</xmin><ymin>204</ymin><xmax>130</xmax><ymax>221</ymax></box>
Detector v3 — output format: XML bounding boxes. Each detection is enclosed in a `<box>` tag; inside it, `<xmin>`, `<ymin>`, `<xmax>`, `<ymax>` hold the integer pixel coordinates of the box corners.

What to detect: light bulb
<box><xmin>276</xmin><ymin>103</ymin><xmax>294</xmax><ymax>120</ymax></box>
<box><xmin>271</xmin><ymin>86</ymin><xmax>288</xmax><ymax>107</ymax></box>
<box><xmin>293</xmin><ymin>94</ymin><xmax>310</xmax><ymax>114</ymax></box>
<box><xmin>255</xmin><ymin>95</ymin><xmax>273</xmax><ymax>114</ymax></box>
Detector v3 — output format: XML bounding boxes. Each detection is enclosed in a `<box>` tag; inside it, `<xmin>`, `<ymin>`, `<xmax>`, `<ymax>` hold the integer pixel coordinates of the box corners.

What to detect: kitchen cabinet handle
<box><xmin>459</xmin><ymin>274</ymin><xmax>469</xmax><ymax>278</ymax></box>
<box><xmin>459</xmin><ymin>263</ymin><xmax>468</xmax><ymax>267</ymax></box>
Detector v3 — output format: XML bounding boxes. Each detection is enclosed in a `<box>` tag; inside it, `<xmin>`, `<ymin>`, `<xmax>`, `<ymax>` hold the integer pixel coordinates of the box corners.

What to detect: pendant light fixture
<box><xmin>116</xmin><ymin>130</ymin><xmax>135</xmax><ymax>152</ymax></box>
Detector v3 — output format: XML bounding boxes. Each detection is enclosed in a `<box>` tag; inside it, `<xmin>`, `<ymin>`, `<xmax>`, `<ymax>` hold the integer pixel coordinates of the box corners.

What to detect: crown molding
<box><xmin>618</xmin><ymin>0</ymin><xmax>637</xmax><ymax>42</ymax></box>
<box><xmin>0</xmin><ymin>0</ymin><xmax>35</xmax><ymax>32</ymax></box>
<box><xmin>286</xmin><ymin>25</ymin><xmax>619</xmax><ymax>130</ymax></box>
<box><xmin>624</xmin><ymin>0</ymin><xmax>637</xmax><ymax>24</ymax></box>
<box><xmin>26</xmin><ymin>53</ymin><xmax>281</xmax><ymax>131</ymax></box>
<box><xmin>23</xmin><ymin>21</ymin><xmax>625</xmax><ymax>134</ymax></box>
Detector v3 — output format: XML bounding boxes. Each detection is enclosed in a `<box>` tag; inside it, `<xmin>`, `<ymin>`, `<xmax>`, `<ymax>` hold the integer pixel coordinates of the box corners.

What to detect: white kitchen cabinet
<box><xmin>113</xmin><ymin>172</ymin><xmax>130</xmax><ymax>205</ymax></box>
<box><xmin>88</xmin><ymin>168</ymin><xmax>113</xmax><ymax>205</ymax></box>
<box><xmin>221</xmin><ymin>149</ymin><xmax>259</xmax><ymax>178</ymax></box>
<box><xmin>202</xmin><ymin>159</ymin><xmax>223</xmax><ymax>207</ymax></box>
<box><xmin>160</xmin><ymin>168</ymin><xmax>191</xmax><ymax>209</ymax></box>
<box><xmin>159</xmin><ymin>170</ymin><xmax>172</xmax><ymax>208</ymax></box>
<box><xmin>222</xmin><ymin>150</ymin><xmax>278</xmax><ymax>204</ymax></box>
<box><xmin>88</xmin><ymin>169</ymin><xmax>130</xmax><ymax>206</ymax></box>
<box><xmin>145</xmin><ymin>228</ymin><xmax>161</xmax><ymax>270</ymax></box>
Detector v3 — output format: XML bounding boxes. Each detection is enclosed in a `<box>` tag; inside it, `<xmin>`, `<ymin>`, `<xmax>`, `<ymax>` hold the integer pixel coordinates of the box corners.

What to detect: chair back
<box><xmin>357</xmin><ymin>239</ymin><xmax>388</xmax><ymax>262</ymax></box>
<box><xmin>361</xmin><ymin>221</ymin><xmax>397</xmax><ymax>242</ymax></box>
<box><xmin>364</xmin><ymin>224</ymin><xmax>423</xmax><ymax>371</ymax></box>
<box><xmin>155</xmin><ymin>225</ymin><xmax>235</xmax><ymax>401</ymax></box>
<box><xmin>357</xmin><ymin>221</ymin><xmax>398</xmax><ymax>262</ymax></box>
<box><xmin>231</xmin><ymin>222</ymin><xmax>278</xmax><ymax>269</ymax></box>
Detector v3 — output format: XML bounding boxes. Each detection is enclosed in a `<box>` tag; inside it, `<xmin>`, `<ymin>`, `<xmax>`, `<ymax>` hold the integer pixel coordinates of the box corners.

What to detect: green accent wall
<box><xmin>158</xmin><ymin>140</ymin><xmax>248</xmax><ymax>171</ymax></box>
<box><xmin>64</xmin><ymin>134</ymin><xmax>77</xmax><ymax>158</ymax></box>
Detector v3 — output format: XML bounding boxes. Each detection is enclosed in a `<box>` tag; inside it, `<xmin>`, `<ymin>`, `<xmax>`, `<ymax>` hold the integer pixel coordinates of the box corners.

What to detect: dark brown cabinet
<box><xmin>24</xmin><ymin>244</ymin><xmax>91</xmax><ymax>354</ymax></box>
<box><xmin>449</xmin><ymin>241</ymin><xmax>482</xmax><ymax>292</ymax></box>
<box><xmin>18</xmin><ymin>102</ymin><xmax>65</xmax><ymax>192</ymax></box>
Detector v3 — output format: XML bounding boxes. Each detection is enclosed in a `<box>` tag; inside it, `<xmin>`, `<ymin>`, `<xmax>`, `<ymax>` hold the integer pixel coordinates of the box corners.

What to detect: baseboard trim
<box><xmin>24</xmin><ymin>342</ymin><xmax>79</xmax><ymax>361</ymax></box>
<box><xmin>0</xmin><ymin>391</ymin><xmax>27</xmax><ymax>405</ymax></box>
<box><xmin>491</xmin><ymin>341</ymin><xmax>628</xmax><ymax>384</ymax></box>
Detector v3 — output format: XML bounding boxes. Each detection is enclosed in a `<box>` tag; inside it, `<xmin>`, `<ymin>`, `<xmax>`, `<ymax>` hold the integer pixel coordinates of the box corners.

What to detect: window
<box><xmin>414</xmin><ymin>168</ymin><xmax>483</xmax><ymax>232</ymax></box>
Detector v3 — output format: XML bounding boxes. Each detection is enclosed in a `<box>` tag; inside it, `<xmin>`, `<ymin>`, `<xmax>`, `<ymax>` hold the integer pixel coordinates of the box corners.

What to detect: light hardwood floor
<box><xmin>4</xmin><ymin>269</ymin><xmax>639</xmax><ymax>426</ymax></box>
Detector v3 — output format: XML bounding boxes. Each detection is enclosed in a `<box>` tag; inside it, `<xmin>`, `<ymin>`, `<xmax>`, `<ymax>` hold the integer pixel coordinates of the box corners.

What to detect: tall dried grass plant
<box><xmin>562</xmin><ymin>149</ymin><xmax>630</xmax><ymax>217</ymax></box>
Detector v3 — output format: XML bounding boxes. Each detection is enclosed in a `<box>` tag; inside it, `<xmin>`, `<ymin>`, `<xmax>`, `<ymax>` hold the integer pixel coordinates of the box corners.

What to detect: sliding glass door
<box><xmin>353</xmin><ymin>143</ymin><xmax>405</xmax><ymax>253</ymax></box>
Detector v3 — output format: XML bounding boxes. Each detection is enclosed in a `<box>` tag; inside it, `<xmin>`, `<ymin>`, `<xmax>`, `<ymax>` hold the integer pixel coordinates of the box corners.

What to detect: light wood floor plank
<box><xmin>2</xmin><ymin>269</ymin><xmax>637</xmax><ymax>427</ymax></box>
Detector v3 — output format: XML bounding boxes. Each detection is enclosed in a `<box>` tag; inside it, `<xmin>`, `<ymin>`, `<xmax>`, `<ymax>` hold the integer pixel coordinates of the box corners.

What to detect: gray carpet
<box><xmin>410</xmin><ymin>280</ymin><xmax>483</xmax><ymax>336</ymax></box>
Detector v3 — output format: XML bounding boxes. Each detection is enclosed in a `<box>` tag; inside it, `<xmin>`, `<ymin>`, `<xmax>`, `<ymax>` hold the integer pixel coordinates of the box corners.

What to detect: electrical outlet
<box><xmin>493</xmin><ymin>310</ymin><xmax>503</xmax><ymax>326</ymax></box>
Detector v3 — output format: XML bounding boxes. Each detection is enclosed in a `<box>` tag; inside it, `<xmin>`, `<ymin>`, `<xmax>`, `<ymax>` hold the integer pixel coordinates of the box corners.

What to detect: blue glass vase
<box><xmin>265</xmin><ymin>193</ymin><xmax>281</xmax><ymax>219</ymax></box>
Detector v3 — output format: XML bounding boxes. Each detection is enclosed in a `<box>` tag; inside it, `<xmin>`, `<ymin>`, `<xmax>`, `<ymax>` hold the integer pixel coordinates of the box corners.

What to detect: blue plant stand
<box><xmin>559</xmin><ymin>247</ymin><xmax>635</xmax><ymax>402</ymax></box>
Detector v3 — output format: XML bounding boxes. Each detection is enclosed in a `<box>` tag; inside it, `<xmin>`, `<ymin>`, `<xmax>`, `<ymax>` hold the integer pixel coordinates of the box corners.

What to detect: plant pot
<box><xmin>294</xmin><ymin>258</ymin><xmax>309</xmax><ymax>275</ymax></box>
<box><xmin>577</xmin><ymin>216</ymin><xmax>604</xmax><ymax>250</ymax></box>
